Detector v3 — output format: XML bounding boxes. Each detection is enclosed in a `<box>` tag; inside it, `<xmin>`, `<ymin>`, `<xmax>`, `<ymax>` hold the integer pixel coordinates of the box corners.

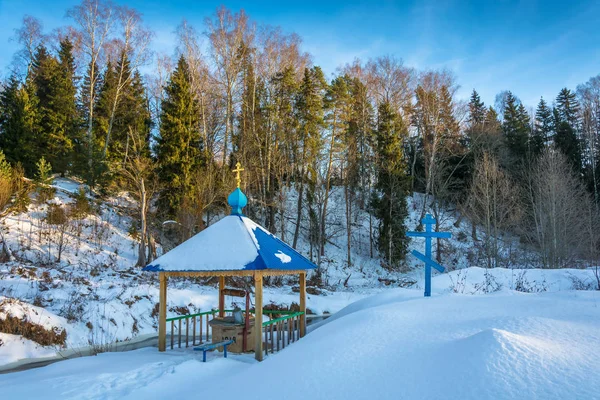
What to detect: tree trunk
<box><xmin>320</xmin><ymin>121</ymin><xmax>337</xmax><ymax>257</ymax></box>
<box><xmin>137</xmin><ymin>178</ymin><xmax>147</xmax><ymax>267</ymax></box>
<box><xmin>345</xmin><ymin>181</ymin><xmax>352</xmax><ymax>267</ymax></box>
<box><xmin>292</xmin><ymin>174</ymin><xmax>305</xmax><ymax>250</ymax></box>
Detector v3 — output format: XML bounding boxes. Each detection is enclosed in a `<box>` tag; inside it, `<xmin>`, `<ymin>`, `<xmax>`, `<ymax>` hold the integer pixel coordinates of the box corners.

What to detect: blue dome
<box><xmin>228</xmin><ymin>187</ymin><xmax>248</xmax><ymax>215</ymax></box>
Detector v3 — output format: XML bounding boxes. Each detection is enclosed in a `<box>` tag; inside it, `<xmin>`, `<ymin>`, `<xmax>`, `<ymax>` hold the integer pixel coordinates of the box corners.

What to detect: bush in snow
<box><xmin>35</xmin><ymin>157</ymin><xmax>55</xmax><ymax>203</ymax></box>
<box><xmin>0</xmin><ymin>300</ymin><xmax>67</xmax><ymax>346</ymax></box>
<box><xmin>70</xmin><ymin>187</ymin><xmax>92</xmax><ymax>219</ymax></box>
<box><xmin>0</xmin><ymin>150</ymin><xmax>13</xmax><ymax>210</ymax></box>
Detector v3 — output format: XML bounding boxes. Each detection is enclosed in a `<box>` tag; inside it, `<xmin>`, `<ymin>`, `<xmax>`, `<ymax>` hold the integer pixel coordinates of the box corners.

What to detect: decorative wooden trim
<box><xmin>163</xmin><ymin>269</ymin><xmax>306</xmax><ymax>278</ymax></box>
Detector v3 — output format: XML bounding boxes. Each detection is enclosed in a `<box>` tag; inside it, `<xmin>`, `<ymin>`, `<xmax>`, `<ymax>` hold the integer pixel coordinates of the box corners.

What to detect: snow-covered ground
<box><xmin>1</xmin><ymin>282</ymin><xmax>598</xmax><ymax>400</ymax></box>
<box><xmin>1</xmin><ymin>176</ymin><xmax>598</xmax><ymax>373</ymax></box>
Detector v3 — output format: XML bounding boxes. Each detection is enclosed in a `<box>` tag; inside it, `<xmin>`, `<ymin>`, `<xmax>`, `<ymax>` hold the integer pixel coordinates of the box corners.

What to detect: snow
<box><xmin>274</xmin><ymin>250</ymin><xmax>291</xmax><ymax>263</ymax></box>
<box><xmin>2</xmin><ymin>177</ymin><xmax>600</xmax><ymax>389</ymax></box>
<box><xmin>146</xmin><ymin>215</ymin><xmax>260</xmax><ymax>271</ymax></box>
<box><xmin>146</xmin><ymin>214</ymin><xmax>317</xmax><ymax>272</ymax></box>
<box><xmin>1</xmin><ymin>287</ymin><xmax>598</xmax><ymax>399</ymax></box>
<box><xmin>0</xmin><ymin>333</ymin><xmax>57</xmax><ymax>365</ymax></box>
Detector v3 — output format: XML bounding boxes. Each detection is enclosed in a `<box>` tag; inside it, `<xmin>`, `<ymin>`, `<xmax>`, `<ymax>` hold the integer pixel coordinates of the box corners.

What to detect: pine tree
<box><xmin>320</xmin><ymin>75</ymin><xmax>352</xmax><ymax>259</ymax></box>
<box><xmin>156</xmin><ymin>56</ymin><xmax>202</xmax><ymax>217</ymax></box>
<box><xmin>347</xmin><ymin>77</ymin><xmax>374</xmax><ymax>207</ymax></box>
<box><xmin>343</xmin><ymin>76</ymin><xmax>374</xmax><ymax>265</ymax></box>
<box><xmin>271</xmin><ymin>66</ymin><xmax>299</xmax><ymax>240</ymax></box>
<box><xmin>372</xmin><ymin>101</ymin><xmax>409</xmax><ymax>268</ymax></box>
<box><xmin>293</xmin><ymin>66</ymin><xmax>327</xmax><ymax>254</ymax></box>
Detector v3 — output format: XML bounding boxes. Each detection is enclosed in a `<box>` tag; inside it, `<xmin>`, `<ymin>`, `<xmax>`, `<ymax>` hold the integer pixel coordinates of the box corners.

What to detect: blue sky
<box><xmin>0</xmin><ymin>0</ymin><xmax>599</xmax><ymax>108</ymax></box>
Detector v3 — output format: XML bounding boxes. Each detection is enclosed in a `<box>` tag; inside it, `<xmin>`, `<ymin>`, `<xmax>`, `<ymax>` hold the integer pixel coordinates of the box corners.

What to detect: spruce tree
<box><xmin>502</xmin><ymin>92</ymin><xmax>530</xmax><ymax>164</ymax></box>
<box><xmin>553</xmin><ymin>89</ymin><xmax>583</xmax><ymax>174</ymax></box>
<box><xmin>555</xmin><ymin>121</ymin><xmax>582</xmax><ymax>174</ymax></box>
<box><xmin>372</xmin><ymin>101</ymin><xmax>409</xmax><ymax>268</ymax></box>
<box><xmin>56</xmin><ymin>38</ymin><xmax>80</xmax><ymax>173</ymax></box>
<box><xmin>156</xmin><ymin>56</ymin><xmax>202</xmax><ymax>217</ymax></box>
<box><xmin>0</xmin><ymin>76</ymin><xmax>40</xmax><ymax>176</ymax></box>
<box><xmin>534</xmin><ymin>98</ymin><xmax>553</xmax><ymax>147</ymax></box>
<box><xmin>95</xmin><ymin>60</ymin><xmax>117</xmax><ymax>154</ymax></box>
<box><xmin>31</xmin><ymin>43</ymin><xmax>78</xmax><ymax>175</ymax></box>
<box><xmin>555</xmin><ymin>88</ymin><xmax>580</xmax><ymax>128</ymax></box>
<box><xmin>468</xmin><ymin>90</ymin><xmax>486</xmax><ymax>126</ymax></box>
<box><xmin>77</xmin><ymin>60</ymin><xmax>102</xmax><ymax>185</ymax></box>
<box><xmin>120</xmin><ymin>70</ymin><xmax>152</xmax><ymax>159</ymax></box>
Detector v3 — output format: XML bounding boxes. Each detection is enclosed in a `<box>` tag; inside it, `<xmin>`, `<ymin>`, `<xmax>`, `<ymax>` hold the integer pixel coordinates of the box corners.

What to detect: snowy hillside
<box><xmin>1</xmin><ymin>281</ymin><xmax>598</xmax><ymax>400</ymax></box>
<box><xmin>0</xmin><ymin>177</ymin><xmax>598</xmax><ymax>367</ymax></box>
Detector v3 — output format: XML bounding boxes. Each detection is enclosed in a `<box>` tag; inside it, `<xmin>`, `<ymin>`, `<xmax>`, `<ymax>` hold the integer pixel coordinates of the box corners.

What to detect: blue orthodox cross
<box><xmin>407</xmin><ymin>214</ymin><xmax>451</xmax><ymax>297</ymax></box>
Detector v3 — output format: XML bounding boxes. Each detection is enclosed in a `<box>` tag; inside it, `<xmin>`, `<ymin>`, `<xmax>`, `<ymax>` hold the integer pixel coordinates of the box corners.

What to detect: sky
<box><xmin>0</xmin><ymin>0</ymin><xmax>599</xmax><ymax>108</ymax></box>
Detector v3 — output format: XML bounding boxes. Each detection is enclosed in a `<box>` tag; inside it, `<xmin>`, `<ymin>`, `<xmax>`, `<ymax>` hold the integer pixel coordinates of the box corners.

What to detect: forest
<box><xmin>1</xmin><ymin>0</ymin><xmax>599</xmax><ymax>272</ymax></box>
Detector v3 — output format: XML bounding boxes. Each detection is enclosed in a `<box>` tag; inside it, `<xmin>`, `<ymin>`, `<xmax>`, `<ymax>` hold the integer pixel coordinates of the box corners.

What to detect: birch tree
<box><xmin>100</xmin><ymin>6</ymin><xmax>152</xmax><ymax>161</ymax></box>
<box><xmin>67</xmin><ymin>0</ymin><xmax>115</xmax><ymax>177</ymax></box>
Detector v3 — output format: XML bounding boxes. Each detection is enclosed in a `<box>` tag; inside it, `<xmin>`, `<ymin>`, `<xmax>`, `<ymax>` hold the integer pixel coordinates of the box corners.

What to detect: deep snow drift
<box><xmin>1</xmin><ymin>286</ymin><xmax>598</xmax><ymax>400</ymax></box>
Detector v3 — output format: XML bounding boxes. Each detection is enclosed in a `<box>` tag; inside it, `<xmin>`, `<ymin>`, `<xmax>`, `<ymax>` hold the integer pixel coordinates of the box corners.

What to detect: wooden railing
<box><xmin>166</xmin><ymin>310</ymin><xmax>220</xmax><ymax>349</ymax></box>
<box><xmin>261</xmin><ymin>311</ymin><xmax>304</xmax><ymax>357</ymax></box>
<box><xmin>166</xmin><ymin>309</ymin><xmax>305</xmax><ymax>352</ymax></box>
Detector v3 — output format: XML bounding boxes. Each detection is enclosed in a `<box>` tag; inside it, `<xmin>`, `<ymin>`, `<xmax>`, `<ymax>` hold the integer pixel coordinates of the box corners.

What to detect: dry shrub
<box><xmin>169</xmin><ymin>305</ymin><xmax>190</xmax><ymax>315</ymax></box>
<box><xmin>10</xmin><ymin>163</ymin><xmax>30</xmax><ymax>213</ymax></box>
<box><xmin>0</xmin><ymin>151</ymin><xmax>13</xmax><ymax>210</ymax></box>
<box><xmin>0</xmin><ymin>177</ymin><xmax>12</xmax><ymax>210</ymax></box>
<box><xmin>0</xmin><ymin>315</ymin><xmax>67</xmax><ymax>346</ymax></box>
<box><xmin>150</xmin><ymin>303</ymin><xmax>159</xmax><ymax>319</ymax></box>
<box><xmin>69</xmin><ymin>188</ymin><xmax>92</xmax><ymax>219</ymax></box>
<box><xmin>41</xmin><ymin>271</ymin><xmax>53</xmax><ymax>284</ymax></box>
<box><xmin>46</xmin><ymin>204</ymin><xmax>68</xmax><ymax>225</ymax></box>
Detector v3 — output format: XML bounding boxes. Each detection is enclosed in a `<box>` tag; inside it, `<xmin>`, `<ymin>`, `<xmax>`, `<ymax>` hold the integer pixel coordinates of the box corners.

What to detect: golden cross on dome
<box><xmin>233</xmin><ymin>162</ymin><xmax>244</xmax><ymax>188</ymax></box>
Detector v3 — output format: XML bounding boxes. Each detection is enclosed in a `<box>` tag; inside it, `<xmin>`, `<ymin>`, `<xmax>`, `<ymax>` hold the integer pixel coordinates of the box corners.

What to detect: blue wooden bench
<box><xmin>193</xmin><ymin>340</ymin><xmax>234</xmax><ymax>362</ymax></box>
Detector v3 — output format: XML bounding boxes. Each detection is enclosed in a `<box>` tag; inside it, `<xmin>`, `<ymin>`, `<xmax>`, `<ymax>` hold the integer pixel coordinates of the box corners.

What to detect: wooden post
<box><xmin>299</xmin><ymin>271</ymin><xmax>306</xmax><ymax>338</ymax></box>
<box><xmin>254</xmin><ymin>271</ymin><xmax>263</xmax><ymax>361</ymax></box>
<box><xmin>158</xmin><ymin>272</ymin><xmax>167</xmax><ymax>351</ymax></box>
<box><xmin>218</xmin><ymin>276</ymin><xmax>225</xmax><ymax>317</ymax></box>
<box><xmin>171</xmin><ymin>321</ymin><xmax>174</xmax><ymax>349</ymax></box>
<box><xmin>178</xmin><ymin>319</ymin><xmax>182</xmax><ymax>348</ymax></box>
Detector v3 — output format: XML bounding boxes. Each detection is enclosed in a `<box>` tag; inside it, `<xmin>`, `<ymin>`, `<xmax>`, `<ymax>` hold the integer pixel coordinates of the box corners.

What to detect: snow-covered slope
<box><xmin>0</xmin><ymin>177</ymin><xmax>597</xmax><ymax>367</ymax></box>
<box><xmin>1</xmin><ymin>286</ymin><xmax>598</xmax><ymax>400</ymax></box>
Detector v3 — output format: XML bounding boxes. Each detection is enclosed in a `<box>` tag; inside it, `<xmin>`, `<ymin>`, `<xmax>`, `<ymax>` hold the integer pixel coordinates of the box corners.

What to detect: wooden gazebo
<box><xmin>144</xmin><ymin>166</ymin><xmax>317</xmax><ymax>361</ymax></box>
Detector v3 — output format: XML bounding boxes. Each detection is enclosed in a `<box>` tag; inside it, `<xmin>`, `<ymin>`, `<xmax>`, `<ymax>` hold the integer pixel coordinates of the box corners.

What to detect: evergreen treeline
<box><xmin>1</xmin><ymin>2</ymin><xmax>600</xmax><ymax>270</ymax></box>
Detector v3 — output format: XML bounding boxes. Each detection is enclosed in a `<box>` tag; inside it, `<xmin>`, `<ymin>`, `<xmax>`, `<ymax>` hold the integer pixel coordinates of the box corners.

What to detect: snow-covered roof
<box><xmin>144</xmin><ymin>214</ymin><xmax>317</xmax><ymax>272</ymax></box>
